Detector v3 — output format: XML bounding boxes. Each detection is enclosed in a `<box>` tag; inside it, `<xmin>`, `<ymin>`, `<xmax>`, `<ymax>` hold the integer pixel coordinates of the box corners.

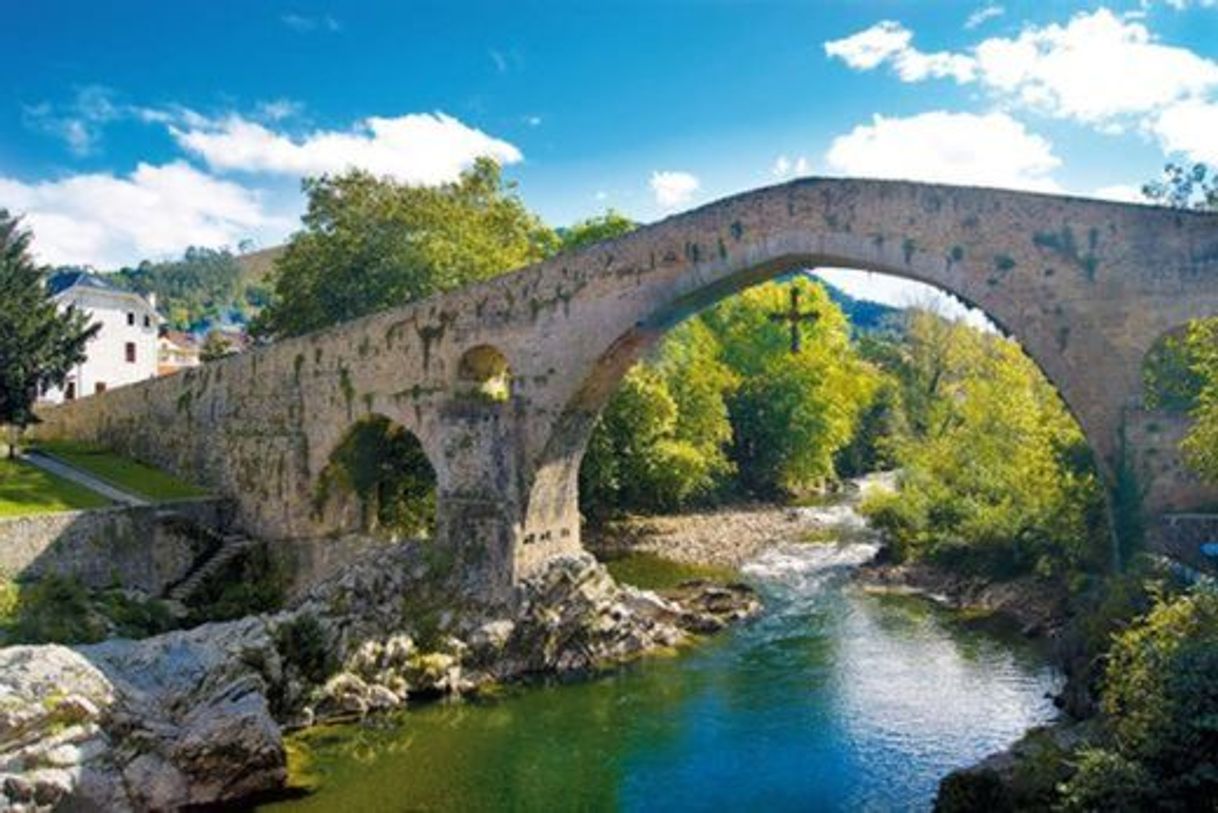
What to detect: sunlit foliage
<box><xmin>256</xmin><ymin>159</ymin><xmax>558</xmax><ymax>338</ymax></box>
<box><xmin>861</xmin><ymin>310</ymin><xmax>1107</xmax><ymax>579</ymax></box>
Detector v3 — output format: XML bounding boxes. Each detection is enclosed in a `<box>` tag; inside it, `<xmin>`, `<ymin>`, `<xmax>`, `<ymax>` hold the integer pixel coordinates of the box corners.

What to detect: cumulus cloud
<box><xmin>170</xmin><ymin>112</ymin><xmax>523</xmax><ymax>185</ymax></box>
<box><xmin>1092</xmin><ymin>183</ymin><xmax>1148</xmax><ymax>203</ymax></box>
<box><xmin>1151</xmin><ymin>99</ymin><xmax>1218</xmax><ymax>163</ymax></box>
<box><xmin>825</xmin><ymin>9</ymin><xmax>1218</xmax><ymax>130</ymax></box>
<box><xmin>0</xmin><ymin>162</ymin><xmax>287</xmax><ymax>268</ymax></box>
<box><xmin>650</xmin><ymin>171</ymin><xmax>700</xmax><ymax>209</ymax></box>
<box><xmin>824</xmin><ymin>111</ymin><xmax>1061</xmax><ymax>192</ymax></box>
<box><xmin>965</xmin><ymin>5</ymin><xmax>1005</xmax><ymax>30</ymax></box>
<box><xmin>772</xmin><ymin>155</ymin><xmax>811</xmax><ymax>178</ymax></box>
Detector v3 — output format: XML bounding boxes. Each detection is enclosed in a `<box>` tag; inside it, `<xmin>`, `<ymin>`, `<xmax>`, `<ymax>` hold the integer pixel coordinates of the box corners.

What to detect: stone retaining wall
<box><xmin>0</xmin><ymin>499</ymin><xmax>234</xmax><ymax>594</ymax></box>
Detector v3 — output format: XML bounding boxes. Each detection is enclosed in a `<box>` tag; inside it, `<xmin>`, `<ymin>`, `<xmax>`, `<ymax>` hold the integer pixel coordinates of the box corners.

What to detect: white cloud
<box><xmin>22</xmin><ymin>85</ymin><xmax>122</xmax><ymax>156</ymax></box>
<box><xmin>824</xmin><ymin>21</ymin><xmax>975</xmax><ymax>82</ymax></box>
<box><xmin>650</xmin><ymin>170</ymin><xmax>700</xmax><ymax>209</ymax></box>
<box><xmin>965</xmin><ymin>5</ymin><xmax>1005</xmax><ymax>30</ymax></box>
<box><xmin>170</xmin><ymin>112</ymin><xmax>523</xmax><ymax>185</ymax></box>
<box><xmin>824</xmin><ymin>111</ymin><xmax>1061</xmax><ymax>192</ymax></box>
<box><xmin>825</xmin><ymin>9</ymin><xmax>1218</xmax><ymax>126</ymax></box>
<box><xmin>825</xmin><ymin>20</ymin><xmax>911</xmax><ymax>70</ymax></box>
<box><xmin>1092</xmin><ymin>183</ymin><xmax>1148</xmax><ymax>203</ymax></box>
<box><xmin>256</xmin><ymin>99</ymin><xmax>303</xmax><ymax>122</ymax></box>
<box><xmin>281</xmin><ymin>13</ymin><xmax>340</xmax><ymax>32</ymax></box>
<box><xmin>0</xmin><ymin>162</ymin><xmax>287</xmax><ymax>268</ymax></box>
<box><xmin>1151</xmin><ymin>99</ymin><xmax>1218</xmax><ymax>163</ymax></box>
<box><xmin>772</xmin><ymin>155</ymin><xmax>811</xmax><ymax>178</ymax></box>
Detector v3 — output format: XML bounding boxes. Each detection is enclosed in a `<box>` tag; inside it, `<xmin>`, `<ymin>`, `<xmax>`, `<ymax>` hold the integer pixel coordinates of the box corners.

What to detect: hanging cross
<box><xmin>768</xmin><ymin>286</ymin><xmax>819</xmax><ymax>354</ymax></box>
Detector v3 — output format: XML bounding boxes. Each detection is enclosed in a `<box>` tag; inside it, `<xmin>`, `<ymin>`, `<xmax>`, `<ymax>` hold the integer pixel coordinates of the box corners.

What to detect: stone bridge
<box><xmin>33</xmin><ymin>178</ymin><xmax>1218</xmax><ymax>596</ymax></box>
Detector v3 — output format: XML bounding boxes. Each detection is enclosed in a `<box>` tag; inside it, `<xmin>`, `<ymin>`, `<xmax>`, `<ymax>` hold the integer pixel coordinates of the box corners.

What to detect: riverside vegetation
<box><xmin>0</xmin><ymin>161</ymin><xmax>1216</xmax><ymax>809</ymax></box>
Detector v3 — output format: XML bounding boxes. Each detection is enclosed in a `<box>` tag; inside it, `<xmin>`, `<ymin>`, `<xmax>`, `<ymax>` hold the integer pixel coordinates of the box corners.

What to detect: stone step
<box><xmin>165</xmin><ymin>536</ymin><xmax>254</xmax><ymax>603</ymax></box>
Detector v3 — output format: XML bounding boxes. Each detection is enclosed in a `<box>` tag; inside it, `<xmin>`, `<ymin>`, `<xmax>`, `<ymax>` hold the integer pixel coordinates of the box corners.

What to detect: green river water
<box><xmin>260</xmin><ymin>516</ymin><xmax>1060</xmax><ymax>812</ymax></box>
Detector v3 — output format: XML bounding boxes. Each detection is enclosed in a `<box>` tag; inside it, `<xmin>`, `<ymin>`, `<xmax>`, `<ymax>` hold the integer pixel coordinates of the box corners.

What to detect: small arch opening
<box><xmin>457</xmin><ymin>344</ymin><xmax>512</xmax><ymax>402</ymax></box>
<box><xmin>315</xmin><ymin>415</ymin><xmax>437</xmax><ymax>539</ymax></box>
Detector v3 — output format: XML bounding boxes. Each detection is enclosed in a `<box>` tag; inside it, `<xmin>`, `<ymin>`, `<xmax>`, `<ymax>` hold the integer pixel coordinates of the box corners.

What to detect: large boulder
<box><xmin>0</xmin><ymin>620</ymin><xmax>287</xmax><ymax>811</ymax></box>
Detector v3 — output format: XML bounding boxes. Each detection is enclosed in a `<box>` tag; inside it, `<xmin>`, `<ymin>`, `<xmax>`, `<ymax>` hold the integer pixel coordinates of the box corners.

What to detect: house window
<box><xmin>125</xmin><ymin>342</ymin><xmax>136</xmax><ymax>363</ymax></box>
<box><xmin>144</xmin><ymin>314</ymin><xmax>151</xmax><ymax>328</ymax></box>
<box><xmin>127</xmin><ymin>312</ymin><xmax>135</xmax><ymax>326</ymax></box>
<box><xmin>65</xmin><ymin>382</ymin><xmax>76</xmax><ymax>400</ymax></box>
<box><xmin>95</xmin><ymin>382</ymin><xmax>107</xmax><ymax>394</ymax></box>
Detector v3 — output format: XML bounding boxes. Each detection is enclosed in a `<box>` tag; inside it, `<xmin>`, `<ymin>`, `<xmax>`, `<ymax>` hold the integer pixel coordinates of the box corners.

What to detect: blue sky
<box><xmin>2</xmin><ymin>0</ymin><xmax>1217</xmax><ymax>308</ymax></box>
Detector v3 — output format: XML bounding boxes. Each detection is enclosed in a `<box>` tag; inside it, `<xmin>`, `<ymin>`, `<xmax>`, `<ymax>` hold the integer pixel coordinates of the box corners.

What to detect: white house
<box><xmin>41</xmin><ymin>272</ymin><xmax>160</xmax><ymax>403</ymax></box>
<box><xmin>157</xmin><ymin>330</ymin><xmax>201</xmax><ymax>376</ymax></box>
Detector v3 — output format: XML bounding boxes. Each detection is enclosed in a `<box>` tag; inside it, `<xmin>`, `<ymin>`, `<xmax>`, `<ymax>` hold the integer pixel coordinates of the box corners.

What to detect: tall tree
<box><xmin>255</xmin><ymin>158</ymin><xmax>559</xmax><ymax>338</ymax></box>
<box><xmin>0</xmin><ymin>211</ymin><xmax>98</xmax><ymax>447</ymax></box>
<box><xmin>704</xmin><ymin>278</ymin><xmax>879</xmax><ymax>497</ymax></box>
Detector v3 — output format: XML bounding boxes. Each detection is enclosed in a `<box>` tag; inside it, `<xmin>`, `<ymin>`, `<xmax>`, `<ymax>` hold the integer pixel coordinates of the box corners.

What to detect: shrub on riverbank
<box><xmin>860</xmin><ymin>311</ymin><xmax>1108</xmax><ymax>583</ymax></box>
<box><xmin>0</xmin><ymin>574</ymin><xmax>177</xmax><ymax>644</ymax></box>
<box><xmin>1060</xmin><ymin>587</ymin><xmax>1218</xmax><ymax>808</ymax></box>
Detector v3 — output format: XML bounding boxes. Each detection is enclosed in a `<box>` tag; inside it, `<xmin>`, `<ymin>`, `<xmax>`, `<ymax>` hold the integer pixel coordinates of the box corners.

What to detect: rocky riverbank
<box><xmin>853</xmin><ymin>561</ymin><xmax>1071</xmax><ymax>638</ymax></box>
<box><xmin>585</xmin><ymin>502</ymin><xmax>861</xmax><ymax>569</ymax></box>
<box><xmin>0</xmin><ymin>542</ymin><xmax>758</xmax><ymax>811</ymax></box>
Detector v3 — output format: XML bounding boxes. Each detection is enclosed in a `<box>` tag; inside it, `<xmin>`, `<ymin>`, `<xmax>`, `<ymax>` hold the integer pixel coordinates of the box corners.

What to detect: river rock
<box><xmin>0</xmin><ymin>621</ymin><xmax>287</xmax><ymax>811</ymax></box>
<box><xmin>0</xmin><ymin>540</ymin><xmax>756</xmax><ymax>810</ymax></box>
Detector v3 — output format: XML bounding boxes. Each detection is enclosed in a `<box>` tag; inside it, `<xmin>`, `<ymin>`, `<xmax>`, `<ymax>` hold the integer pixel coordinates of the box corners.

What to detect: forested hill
<box><xmin>821</xmin><ymin>280</ymin><xmax>899</xmax><ymax>332</ymax></box>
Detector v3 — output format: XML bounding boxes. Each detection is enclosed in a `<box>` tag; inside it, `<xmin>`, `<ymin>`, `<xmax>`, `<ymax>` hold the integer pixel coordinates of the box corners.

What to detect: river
<box><xmin>260</xmin><ymin>508</ymin><xmax>1061</xmax><ymax>812</ymax></box>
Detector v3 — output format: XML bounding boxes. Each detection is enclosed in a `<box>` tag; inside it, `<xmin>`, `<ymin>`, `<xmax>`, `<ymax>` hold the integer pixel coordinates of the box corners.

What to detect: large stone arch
<box><xmin>31</xmin><ymin>177</ymin><xmax>1218</xmax><ymax>597</ymax></box>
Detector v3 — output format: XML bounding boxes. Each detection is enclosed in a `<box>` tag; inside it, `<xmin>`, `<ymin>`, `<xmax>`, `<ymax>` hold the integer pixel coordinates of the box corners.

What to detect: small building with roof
<box><xmin>41</xmin><ymin>271</ymin><xmax>160</xmax><ymax>403</ymax></box>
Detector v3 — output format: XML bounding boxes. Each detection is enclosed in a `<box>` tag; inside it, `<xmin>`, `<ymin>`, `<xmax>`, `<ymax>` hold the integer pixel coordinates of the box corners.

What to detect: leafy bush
<box><xmin>1056</xmin><ymin>748</ymin><xmax>1153</xmax><ymax>812</ymax></box>
<box><xmin>2</xmin><ymin>575</ymin><xmax>105</xmax><ymax>644</ymax></box>
<box><xmin>275</xmin><ymin>614</ymin><xmax>334</xmax><ymax>684</ymax></box>
<box><xmin>1097</xmin><ymin>588</ymin><xmax>1218</xmax><ymax>807</ymax></box>
<box><xmin>934</xmin><ymin>768</ymin><xmax>1012</xmax><ymax>813</ymax></box>
<box><xmin>0</xmin><ymin>575</ymin><xmax>177</xmax><ymax>645</ymax></box>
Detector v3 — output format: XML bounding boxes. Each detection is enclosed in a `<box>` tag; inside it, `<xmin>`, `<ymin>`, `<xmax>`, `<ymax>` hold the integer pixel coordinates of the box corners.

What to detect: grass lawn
<box><xmin>602</xmin><ymin>551</ymin><xmax>739</xmax><ymax>591</ymax></box>
<box><xmin>33</xmin><ymin>440</ymin><xmax>208</xmax><ymax>502</ymax></box>
<box><xmin>0</xmin><ymin>457</ymin><xmax>110</xmax><ymax>517</ymax></box>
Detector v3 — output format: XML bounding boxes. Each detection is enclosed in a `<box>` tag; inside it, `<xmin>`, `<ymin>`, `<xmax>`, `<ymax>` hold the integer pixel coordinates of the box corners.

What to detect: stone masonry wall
<box><xmin>0</xmin><ymin>498</ymin><xmax>233</xmax><ymax>594</ymax></box>
<box><xmin>29</xmin><ymin>178</ymin><xmax>1218</xmax><ymax>594</ymax></box>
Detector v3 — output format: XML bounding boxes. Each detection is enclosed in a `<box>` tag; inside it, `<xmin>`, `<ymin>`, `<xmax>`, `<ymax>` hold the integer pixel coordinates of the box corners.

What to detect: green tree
<box><xmin>112</xmin><ymin>246</ymin><xmax>246</xmax><ymax>330</ymax></box>
<box><xmin>558</xmin><ymin>210</ymin><xmax>636</xmax><ymax>252</ymax></box>
<box><xmin>580</xmin><ymin>319</ymin><xmax>737</xmax><ymax>520</ymax></box>
<box><xmin>256</xmin><ymin>159</ymin><xmax>558</xmax><ymax>338</ymax></box>
<box><xmin>0</xmin><ymin>211</ymin><xmax>98</xmax><ymax>446</ymax></box>
<box><xmin>704</xmin><ymin>278</ymin><xmax>878</xmax><ymax>497</ymax></box>
<box><xmin>1142</xmin><ymin>161</ymin><xmax>1218</xmax><ymax>210</ymax></box>
<box><xmin>1181</xmin><ymin>317</ymin><xmax>1218</xmax><ymax>481</ymax></box>
<box><xmin>861</xmin><ymin>310</ymin><xmax>1105</xmax><ymax>577</ymax></box>
<box><xmin>199</xmin><ymin>331</ymin><xmax>234</xmax><ymax>363</ymax></box>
